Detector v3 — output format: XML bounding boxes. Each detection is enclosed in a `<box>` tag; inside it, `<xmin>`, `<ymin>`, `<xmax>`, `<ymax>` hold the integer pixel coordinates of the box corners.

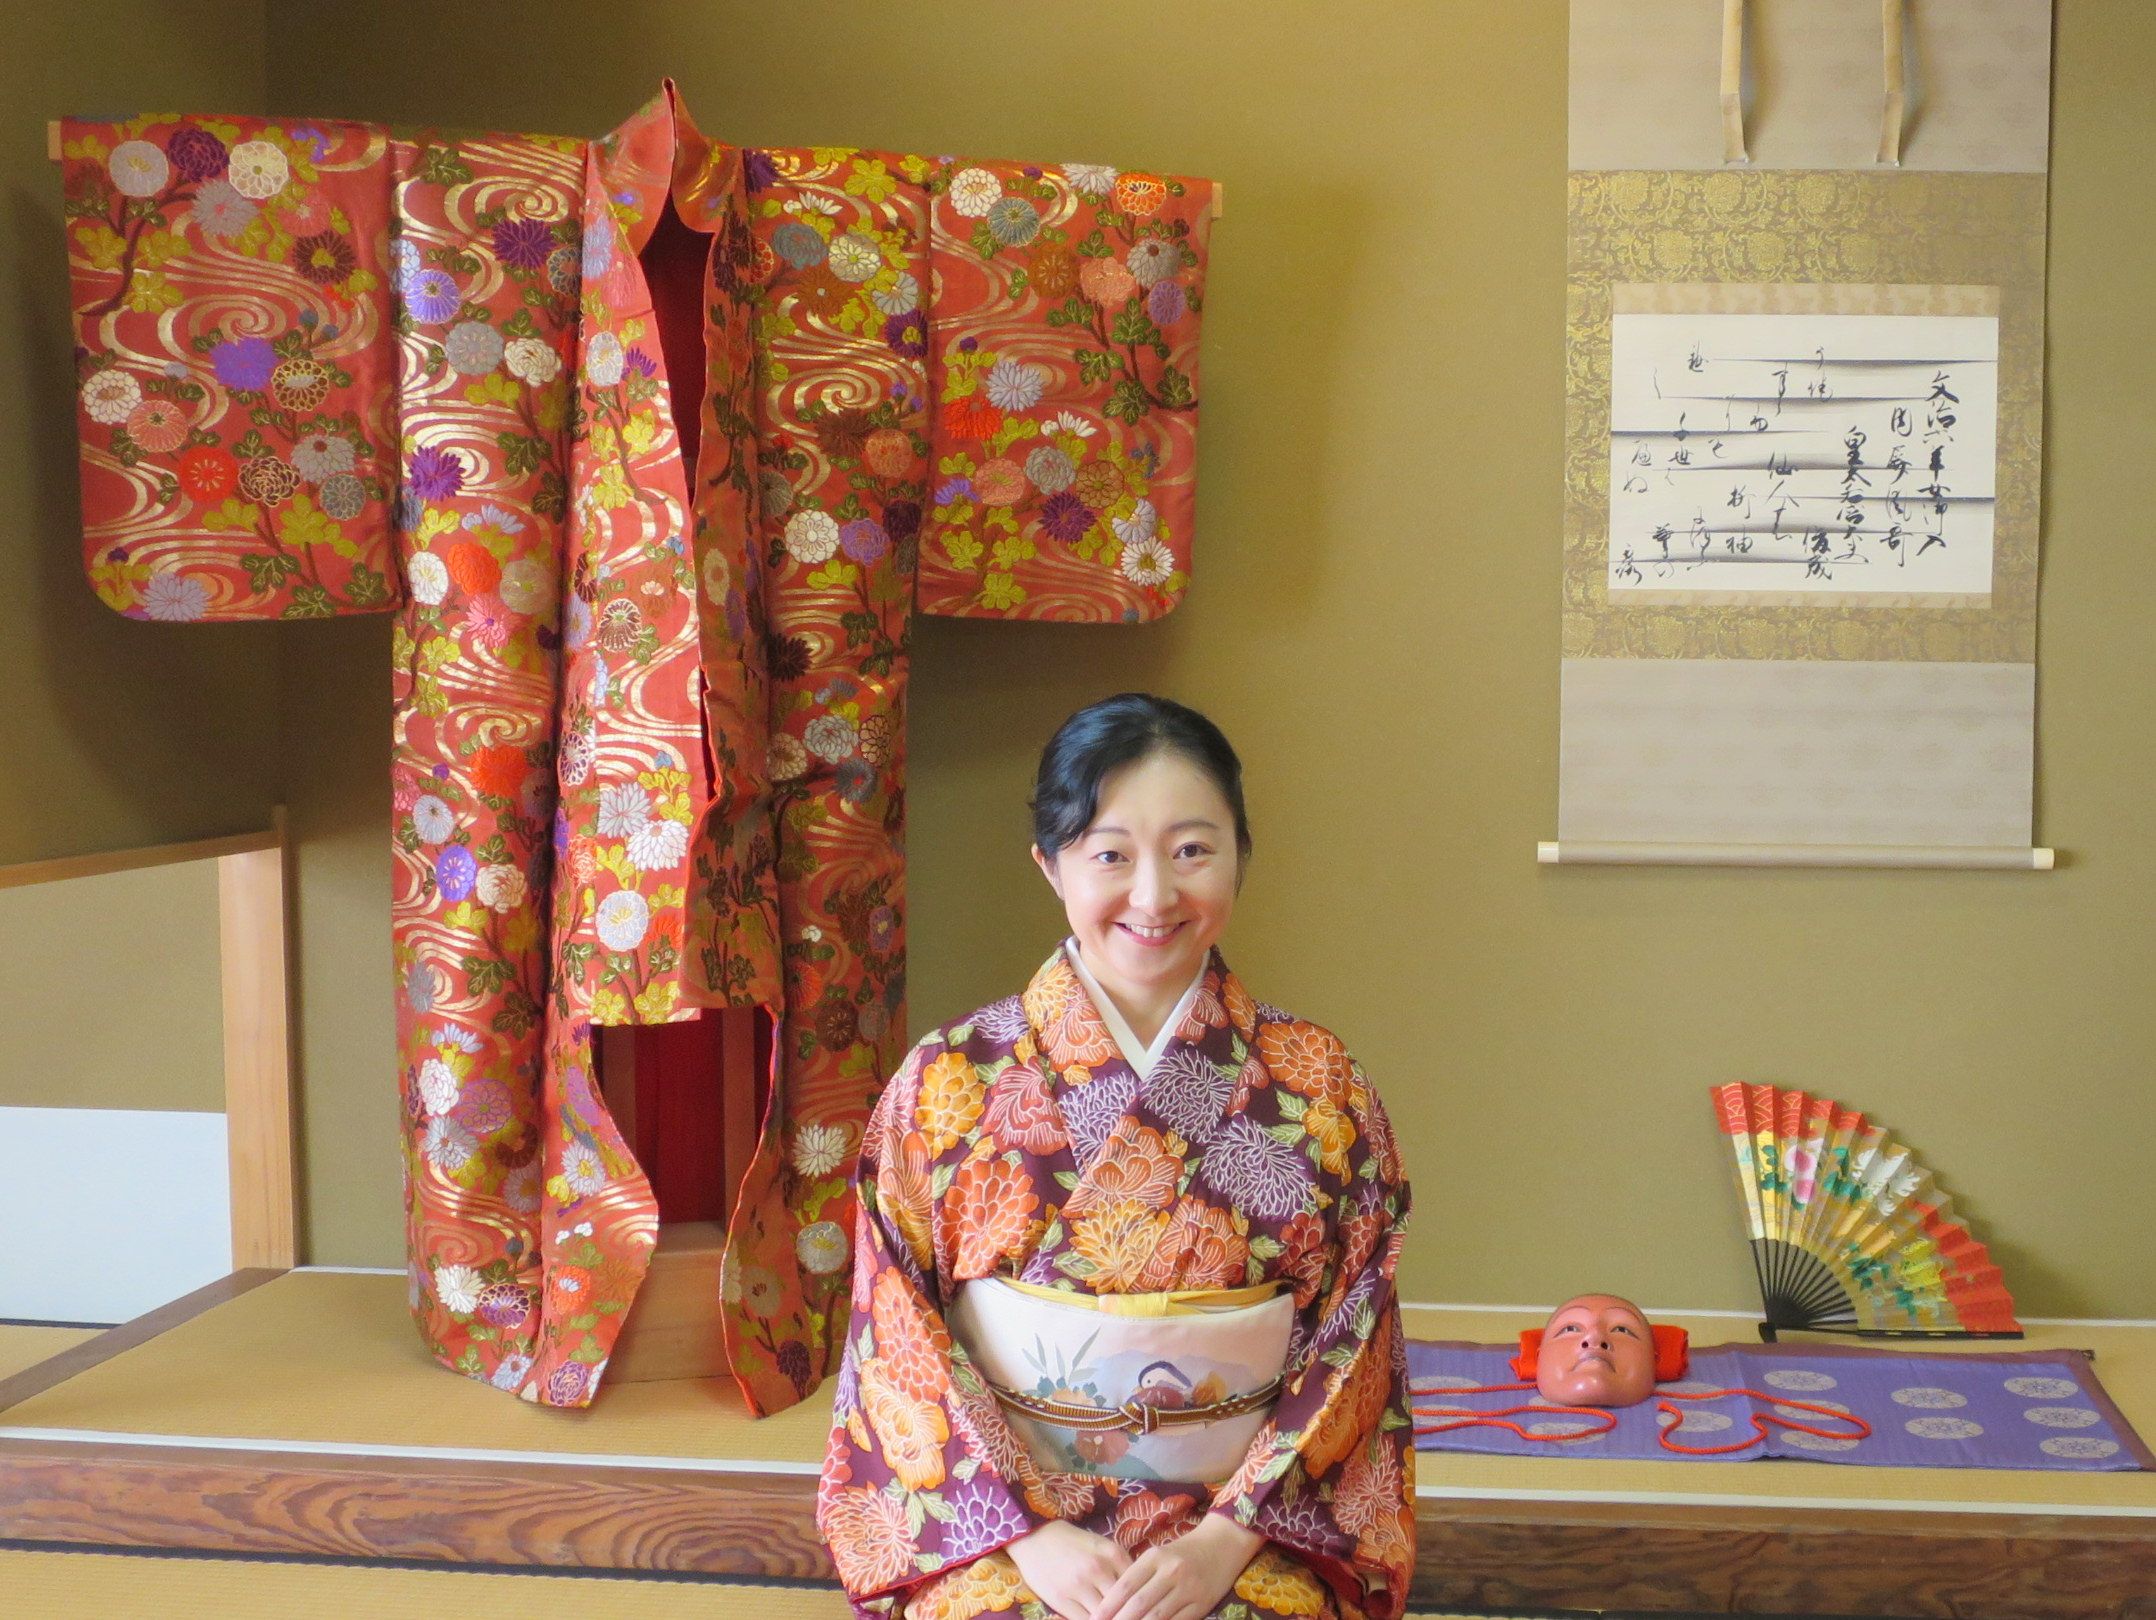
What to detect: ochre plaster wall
<box><xmin>0</xmin><ymin>5</ymin><xmax>267</xmax><ymax>1123</ymax></box>
<box><xmin>0</xmin><ymin>4</ymin><xmax>275</xmax><ymax>870</ymax></box>
<box><xmin>0</xmin><ymin>862</ymin><xmax>225</xmax><ymax>1113</ymax></box>
<box><xmin>136</xmin><ymin>0</ymin><xmax>2151</xmax><ymax>1316</ymax></box>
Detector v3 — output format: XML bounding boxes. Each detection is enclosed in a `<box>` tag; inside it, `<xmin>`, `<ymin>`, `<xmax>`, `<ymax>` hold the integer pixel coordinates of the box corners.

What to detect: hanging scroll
<box><xmin>1550</xmin><ymin>0</ymin><xmax>2055</xmax><ymax>869</ymax></box>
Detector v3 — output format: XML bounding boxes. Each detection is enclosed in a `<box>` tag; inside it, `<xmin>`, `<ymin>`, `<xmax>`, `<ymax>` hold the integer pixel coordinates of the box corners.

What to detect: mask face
<box><xmin>1535</xmin><ymin>1294</ymin><xmax>1659</xmax><ymax>1407</ymax></box>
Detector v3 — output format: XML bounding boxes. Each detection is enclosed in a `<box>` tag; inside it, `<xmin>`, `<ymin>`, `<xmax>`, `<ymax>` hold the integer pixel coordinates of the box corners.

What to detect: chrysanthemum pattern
<box><xmin>821</xmin><ymin>949</ymin><xmax>1415</xmax><ymax>1619</ymax></box>
<box><xmin>2022</xmin><ymin>1406</ymin><xmax>2102</xmax><ymax>1429</ymax></box>
<box><xmin>2040</xmin><ymin>1435</ymin><xmax>2120</xmax><ymax>1459</ymax></box>
<box><xmin>1892</xmin><ymin>1387</ymin><xmax>1968</xmax><ymax>1409</ymax></box>
<box><xmin>2004</xmin><ymin>1376</ymin><xmax>2079</xmax><ymax>1400</ymax></box>
<box><xmin>921</xmin><ymin>160</ymin><xmax>1212</xmax><ymax>622</ymax></box>
<box><xmin>1059</xmin><ymin>1068</ymin><xmax>1140</xmax><ymax>1166</ymax></box>
<box><xmin>66</xmin><ymin>114</ymin><xmax>400</xmax><ymax>621</ymax></box>
<box><xmin>1201</xmin><ymin>1114</ymin><xmax>1318</xmax><ymax>1222</ymax></box>
<box><xmin>1906</xmin><ymin>1415</ymin><xmax>1986</xmax><ymax>1440</ymax></box>
<box><xmin>944</xmin><ymin>1147</ymin><xmax>1044</xmax><ymax>1279</ymax></box>
<box><xmin>1142</xmin><ymin>1045</ymin><xmax>1234</xmax><ymax>1139</ymax></box>
<box><xmin>1767</xmin><ymin>1371</ymin><xmax>1836</xmax><ymax>1397</ymax></box>
<box><xmin>1781</xmin><ymin>1429</ymin><xmax>1862</xmax><ymax>1452</ymax></box>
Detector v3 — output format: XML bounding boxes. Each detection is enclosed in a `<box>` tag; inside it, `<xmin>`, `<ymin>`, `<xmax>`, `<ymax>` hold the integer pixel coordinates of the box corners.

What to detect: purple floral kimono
<box><xmin>817</xmin><ymin>948</ymin><xmax>1416</xmax><ymax>1619</ymax></box>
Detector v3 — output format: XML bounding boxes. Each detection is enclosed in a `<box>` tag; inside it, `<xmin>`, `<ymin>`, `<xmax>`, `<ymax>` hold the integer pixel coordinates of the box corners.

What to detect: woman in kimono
<box><xmin>818</xmin><ymin>694</ymin><xmax>1415</xmax><ymax>1620</ymax></box>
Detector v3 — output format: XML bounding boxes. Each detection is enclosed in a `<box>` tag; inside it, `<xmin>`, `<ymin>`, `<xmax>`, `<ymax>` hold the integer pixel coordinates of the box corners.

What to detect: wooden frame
<box><xmin>0</xmin><ymin>812</ymin><xmax>298</xmax><ymax>1272</ymax></box>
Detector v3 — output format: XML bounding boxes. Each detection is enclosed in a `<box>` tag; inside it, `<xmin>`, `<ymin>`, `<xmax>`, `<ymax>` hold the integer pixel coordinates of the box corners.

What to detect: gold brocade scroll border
<box><xmin>1564</xmin><ymin>170</ymin><xmax>2047</xmax><ymax>662</ymax></box>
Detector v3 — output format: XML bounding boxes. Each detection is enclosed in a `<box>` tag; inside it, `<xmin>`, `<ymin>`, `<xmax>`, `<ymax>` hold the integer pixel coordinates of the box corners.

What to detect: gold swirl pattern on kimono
<box><xmin>67</xmin><ymin>116</ymin><xmax>401</xmax><ymax>620</ymax></box>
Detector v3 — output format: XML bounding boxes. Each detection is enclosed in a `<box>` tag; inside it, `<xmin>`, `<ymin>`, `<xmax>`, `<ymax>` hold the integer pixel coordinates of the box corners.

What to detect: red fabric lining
<box><xmin>605</xmin><ymin>195</ymin><xmax>725</xmax><ymax>1224</ymax></box>
<box><xmin>640</xmin><ymin>192</ymin><xmax>710</xmax><ymax>482</ymax></box>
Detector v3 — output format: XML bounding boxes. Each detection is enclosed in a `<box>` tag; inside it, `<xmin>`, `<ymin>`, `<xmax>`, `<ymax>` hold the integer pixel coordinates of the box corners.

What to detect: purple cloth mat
<box><xmin>1405</xmin><ymin>1338</ymin><xmax>2153</xmax><ymax>1471</ymax></box>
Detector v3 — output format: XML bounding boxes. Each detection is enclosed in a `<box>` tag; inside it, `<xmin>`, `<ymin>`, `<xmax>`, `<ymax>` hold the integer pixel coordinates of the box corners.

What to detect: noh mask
<box><xmin>1515</xmin><ymin>1294</ymin><xmax>1678</xmax><ymax>1408</ymax></box>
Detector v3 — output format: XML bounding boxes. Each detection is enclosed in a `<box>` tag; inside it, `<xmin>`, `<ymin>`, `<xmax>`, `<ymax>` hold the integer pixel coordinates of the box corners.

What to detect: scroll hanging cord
<box><xmin>1878</xmin><ymin>0</ymin><xmax>1908</xmax><ymax>166</ymax></box>
<box><xmin>1720</xmin><ymin>0</ymin><xmax>1910</xmax><ymax>167</ymax></box>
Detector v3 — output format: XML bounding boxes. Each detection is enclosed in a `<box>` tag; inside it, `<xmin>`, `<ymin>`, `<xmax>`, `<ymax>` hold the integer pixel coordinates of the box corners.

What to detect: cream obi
<box><xmin>948</xmin><ymin>1276</ymin><xmax>1294</xmax><ymax>1483</ymax></box>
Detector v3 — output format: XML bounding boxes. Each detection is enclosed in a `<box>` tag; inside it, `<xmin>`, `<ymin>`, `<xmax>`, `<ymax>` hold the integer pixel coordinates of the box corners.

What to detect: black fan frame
<box><xmin>1748</xmin><ymin>1237</ymin><xmax>2024</xmax><ymax>1344</ymax></box>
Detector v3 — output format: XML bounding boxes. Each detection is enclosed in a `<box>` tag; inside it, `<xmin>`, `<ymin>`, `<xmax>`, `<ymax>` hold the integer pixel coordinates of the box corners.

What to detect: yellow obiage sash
<box><xmin>996</xmin><ymin>1277</ymin><xmax>1283</xmax><ymax>1317</ymax></box>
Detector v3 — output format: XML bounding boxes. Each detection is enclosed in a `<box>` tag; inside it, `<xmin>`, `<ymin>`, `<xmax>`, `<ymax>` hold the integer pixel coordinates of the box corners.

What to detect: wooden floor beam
<box><xmin>1</xmin><ymin>1432</ymin><xmax>2150</xmax><ymax>1616</ymax></box>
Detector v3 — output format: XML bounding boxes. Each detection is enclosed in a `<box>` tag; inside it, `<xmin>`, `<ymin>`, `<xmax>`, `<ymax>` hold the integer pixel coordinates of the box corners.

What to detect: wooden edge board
<box><xmin>0</xmin><ymin>1441</ymin><xmax>835</xmax><ymax>1578</ymax></box>
<box><xmin>0</xmin><ymin>828</ymin><xmax>283</xmax><ymax>890</ymax></box>
<box><xmin>0</xmin><ymin>1434</ymin><xmax>2149</xmax><ymax>1616</ymax></box>
<box><xmin>1415</xmin><ymin>1499</ymin><xmax>2156</xmax><ymax>1619</ymax></box>
<box><xmin>0</xmin><ymin>1271</ymin><xmax>283</xmax><ymax>1416</ymax></box>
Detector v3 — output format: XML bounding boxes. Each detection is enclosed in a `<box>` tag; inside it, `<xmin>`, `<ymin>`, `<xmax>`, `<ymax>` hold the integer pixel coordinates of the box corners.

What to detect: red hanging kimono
<box><xmin>60</xmin><ymin>85</ymin><xmax>1213</xmax><ymax>1415</ymax></box>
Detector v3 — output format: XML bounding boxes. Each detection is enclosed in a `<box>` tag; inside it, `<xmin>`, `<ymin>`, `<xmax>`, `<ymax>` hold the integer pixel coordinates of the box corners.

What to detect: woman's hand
<box><xmin>1087</xmin><ymin>1514</ymin><xmax>1264</xmax><ymax>1620</ymax></box>
<box><xmin>1005</xmin><ymin>1521</ymin><xmax>1133</xmax><ymax>1620</ymax></box>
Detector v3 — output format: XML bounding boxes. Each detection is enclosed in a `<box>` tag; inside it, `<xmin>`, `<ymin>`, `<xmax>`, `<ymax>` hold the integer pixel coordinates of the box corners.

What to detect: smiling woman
<box><xmin>817</xmin><ymin>695</ymin><xmax>1417</xmax><ymax>1620</ymax></box>
<box><xmin>1027</xmin><ymin>695</ymin><xmax>1253</xmax><ymax>1059</ymax></box>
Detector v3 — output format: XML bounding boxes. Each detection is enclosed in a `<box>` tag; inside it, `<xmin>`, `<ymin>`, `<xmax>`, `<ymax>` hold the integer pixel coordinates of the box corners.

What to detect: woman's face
<box><xmin>1033</xmin><ymin>749</ymin><xmax>1240</xmax><ymax>1008</ymax></box>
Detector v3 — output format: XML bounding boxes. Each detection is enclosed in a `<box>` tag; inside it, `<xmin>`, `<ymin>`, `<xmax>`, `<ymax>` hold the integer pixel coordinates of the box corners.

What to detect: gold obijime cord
<box><xmin>991</xmin><ymin>1377</ymin><xmax>1285</xmax><ymax>1436</ymax></box>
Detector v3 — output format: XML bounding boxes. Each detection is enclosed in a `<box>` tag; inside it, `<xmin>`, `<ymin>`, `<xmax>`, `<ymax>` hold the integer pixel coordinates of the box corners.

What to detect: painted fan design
<box><xmin>1711</xmin><ymin>1083</ymin><xmax>2022</xmax><ymax>1341</ymax></box>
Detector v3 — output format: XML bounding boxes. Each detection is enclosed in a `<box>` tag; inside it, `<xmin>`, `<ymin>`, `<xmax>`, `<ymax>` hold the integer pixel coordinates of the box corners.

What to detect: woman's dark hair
<box><xmin>1030</xmin><ymin>693</ymin><xmax>1252</xmax><ymax>863</ymax></box>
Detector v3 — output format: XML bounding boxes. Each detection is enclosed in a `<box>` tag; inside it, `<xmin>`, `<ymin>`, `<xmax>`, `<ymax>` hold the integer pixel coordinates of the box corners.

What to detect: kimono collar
<box><xmin>1022</xmin><ymin>943</ymin><xmax>1254</xmax><ymax>1079</ymax></box>
<box><xmin>595</xmin><ymin>80</ymin><xmax>737</xmax><ymax>249</ymax></box>
<box><xmin>1060</xmin><ymin>938</ymin><xmax>1207</xmax><ymax>1081</ymax></box>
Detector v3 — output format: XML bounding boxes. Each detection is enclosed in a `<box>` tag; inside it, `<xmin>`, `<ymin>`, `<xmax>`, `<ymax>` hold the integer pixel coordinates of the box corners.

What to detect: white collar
<box><xmin>1061</xmin><ymin>938</ymin><xmax>1208</xmax><ymax>1081</ymax></box>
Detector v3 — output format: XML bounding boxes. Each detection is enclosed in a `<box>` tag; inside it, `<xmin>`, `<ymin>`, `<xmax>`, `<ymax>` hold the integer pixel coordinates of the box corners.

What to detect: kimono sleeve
<box><xmin>1215</xmin><ymin>1055</ymin><xmax>1418</xmax><ymax>1620</ymax></box>
<box><xmin>62</xmin><ymin>115</ymin><xmax>404</xmax><ymax>621</ymax></box>
<box><xmin>817</xmin><ymin>1037</ymin><xmax>1051</xmax><ymax>1610</ymax></box>
<box><xmin>919</xmin><ymin>158</ymin><xmax>1212</xmax><ymax>623</ymax></box>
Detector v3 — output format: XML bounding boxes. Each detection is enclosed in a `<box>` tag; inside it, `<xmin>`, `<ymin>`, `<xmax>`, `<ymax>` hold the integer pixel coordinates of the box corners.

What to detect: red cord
<box><xmin>1407</xmin><ymin>1378</ymin><xmax>1873</xmax><ymax>1455</ymax></box>
<box><xmin>1652</xmin><ymin>1386</ymin><xmax>1872</xmax><ymax>1455</ymax></box>
<box><xmin>1408</xmin><ymin>1379</ymin><xmax>1616</xmax><ymax>1443</ymax></box>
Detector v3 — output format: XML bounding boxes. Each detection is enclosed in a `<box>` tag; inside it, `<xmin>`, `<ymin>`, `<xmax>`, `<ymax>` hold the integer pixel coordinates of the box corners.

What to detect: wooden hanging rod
<box><xmin>47</xmin><ymin>121</ymin><xmax>1225</xmax><ymax>217</ymax></box>
<box><xmin>1537</xmin><ymin>840</ymin><xmax>2057</xmax><ymax>872</ymax></box>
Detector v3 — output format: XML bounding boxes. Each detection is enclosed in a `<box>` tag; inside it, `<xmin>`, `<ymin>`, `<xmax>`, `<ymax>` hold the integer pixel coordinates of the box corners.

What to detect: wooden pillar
<box><xmin>217</xmin><ymin>808</ymin><xmax>298</xmax><ymax>1269</ymax></box>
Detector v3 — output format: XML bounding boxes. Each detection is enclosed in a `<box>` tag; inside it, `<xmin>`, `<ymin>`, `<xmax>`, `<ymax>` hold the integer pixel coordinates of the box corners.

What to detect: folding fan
<box><xmin>1710</xmin><ymin>1083</ymin><xmax>2022</xmax><ymax>1341</ymax></box>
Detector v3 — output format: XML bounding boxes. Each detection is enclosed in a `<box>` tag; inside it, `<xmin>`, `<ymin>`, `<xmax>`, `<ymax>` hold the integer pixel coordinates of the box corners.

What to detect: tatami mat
<box><xmin>4</xmin><ymin>1271</ymin><xmax>832</xmax><ymax>1465</ymax></box>
<box><xmin>3</xmin><ymin>1273</ymin><xmax>2152</xmax><ymax>1518</ymax></box>
<box><xmin>0</xmin><ymin>1545</ymin><xmax>1543</xmax><ymax>1619</ymax></box>
<box><xmin>0</xmin><ymin>1324</ymin><xmax>98</xmax><ymax>1381</ymax></box>
<box><xmin>0</xmin><ymin>1546</ymin><xmax>854</xmax><ymax>1618</ymax></box>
